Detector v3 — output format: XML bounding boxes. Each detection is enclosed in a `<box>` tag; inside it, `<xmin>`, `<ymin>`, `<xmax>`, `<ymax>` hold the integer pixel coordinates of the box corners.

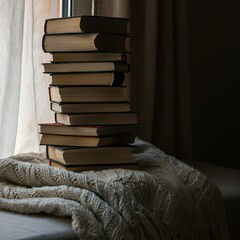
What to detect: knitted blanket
<box><xmin>0</xmin><ymin>138</ymin><xmax>230</xmax><ymax>240</ymax></box>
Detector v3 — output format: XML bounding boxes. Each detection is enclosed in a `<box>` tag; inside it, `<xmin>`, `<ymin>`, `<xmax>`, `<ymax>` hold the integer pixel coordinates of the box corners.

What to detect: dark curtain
<box><xmin>131</xmin><ymin>0</ymin><xmax>193</xmax><ymax>163</ymax></box>
<box><xmin>74</xmin><ymin>0</ymin><xmax>240</xmax><ymax>169</ymax></box>
<box><xmin>152</xmin><ymin>0</ymin><xmax>193</xmax><ymax>162</ymax></box>
<box><xmin>132</xmin><ymin>0</ymin><xmax>240</xmax><ymax>168</ymax></box>
<box><xmin>186</xmin><ymin>0</ymin><xmax>240</xmax><ymax>169</ymax></box>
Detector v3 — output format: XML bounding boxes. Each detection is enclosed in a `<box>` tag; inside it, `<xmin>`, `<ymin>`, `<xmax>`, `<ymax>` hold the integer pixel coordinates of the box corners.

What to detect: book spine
<box><xmin>54</xmin><ymin>113</ymin><xmax>57</xmax><ymax>123</ymax></box>
<box><xmin>49</xmin><ymin>158</ymin><xmax>64</xmax><ymax>166</ymax></box>
<box><xmin>111</xmin><ymin>72</ymin><xmax>125</xmax><ymax>86</ymax></box>
<box><xmin>46</xmin><ymin>145</ymin><xmax>49</xmax><ymax>159</ymax></box>
<box><xmin>48</xmin><ymin>87</ymin><xmax>52</xmax><ymax>102</ymax></box>
<box><xmin>50</xmin><ymin>102</ymin><xmax>59</xmax><ymax>112</ymax></box>
<box><xmin>42</xmin><ymin>34</ymin><xmax>47</xmax><ymax>53</ymax></box>
<box><xmin>44</xmin><ymin>19</ymin><xmax>48</xmax><ymax>34</ymax></box>
<box><xmin>49</xmin><ymin>159</ymin><xmax>52</xmax><ymax>166</ymax></box>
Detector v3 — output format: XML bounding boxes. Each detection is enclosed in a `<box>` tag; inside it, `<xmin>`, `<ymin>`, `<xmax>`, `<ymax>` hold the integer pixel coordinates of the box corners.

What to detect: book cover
<box><xmin>47</xmin><ymin>145</ymin><xmax>136</xmax><ymax>165</ymax></box>
<box><xmin>42</xmin><ymin>33</ymin><xmax>130</xmax><ymax>53</ymax></box>
<box><xmin>49</xmin><ymin>159</ymin><xmax>139</xmax><ymax>172</ymax></box>
<box><xmin>44</xmin><ymin>15</ymin><xmax>130</xmax><ymax>35</ymax></box>
<box><xmin>43</xmin><ymin>61</ymin><xmax>130</xmax><ymax>73</ymax></box>
<box><xmin>49</xmin><ymin>86</ymin><xmax>128</xmax><ymax>103</ymax></box>
<box><xmin>51</xmin><ymin>52</ymin><xmax>127</xmax><ymax>62</ymax></box>
<box><xmin>39</xmin><ymin>123</ymin><xmax>137</xmax><ymax>136</ymax></box>
<box><xmin>40</xmin><ymin>133</ymin><xmax>136</xmax><ymax>147</ymax></box>
<box><xmin>55</xmin><ymin>112</ymin><xmax>138</xmax><ymax>125</ymax></box>
<box><xmin>50</xmin><ymin>102</ymin><xmax>131</xmax><ymax>114</ymax></box>
<box><xmin>50</xmin><ymin>72</ymin><xmax>125</xmax><ymax>86</ymax></box>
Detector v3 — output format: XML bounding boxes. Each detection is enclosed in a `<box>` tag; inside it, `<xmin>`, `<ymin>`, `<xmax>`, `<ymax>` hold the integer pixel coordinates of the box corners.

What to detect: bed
<box><xmin>0</xmin><ymin>138</ymin><xmax>230</xmax><ymax>240</ymax></box>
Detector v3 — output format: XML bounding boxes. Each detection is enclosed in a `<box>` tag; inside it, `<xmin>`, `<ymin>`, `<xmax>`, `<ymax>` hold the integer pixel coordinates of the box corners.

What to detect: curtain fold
<box><xmin>131</xmin><ymin>0</ymin><xmax>158</xmax><ymax>142</ymax></box>
<box><xmin>91</xmin><ymin>0</ymin><xmax>240</xmax><ymax>168</ymax></box>
<box><xmin>0</xmin><ymin>1</ymin><xmax>25</xmax><ymax>157</ymax></box>
<box><xmin>152</xmin><ymin>0</ymin><xmax>192</xmax><ymax>161</ymax></box>
<box><xmin>93</xmin><ymin>0</ymin><xmax>130</xmax><ymax>18</ymax></box>
<box><xmin>86</xmin><ymin>0</ymin><xmax>193</xmax><ymax>162</ymax></box>
<box><xmin>131</xmin><ymin>0</ymin><xmax>193</xmax><ymax>161</ymax></box>
<box><xmin>0</xmin><ymin>0</ymin><xmax>59</xmax><ymax>158</ymax></box>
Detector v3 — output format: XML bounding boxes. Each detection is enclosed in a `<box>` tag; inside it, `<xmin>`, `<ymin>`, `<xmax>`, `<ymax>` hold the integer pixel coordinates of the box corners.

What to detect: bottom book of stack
<box><xmin>47</xmin><ymin>145</ymin><xmax>139</xmax><ymax>172</ymax></box>
<box><xmin>40</xmin><ymin>124</ymin><xmax>139</xmax><ymax>172</ymax></box>
<box><xmin>49</xmin><ymin>161</ymin><xmax>139</xmax><ymax>172</ymax></box>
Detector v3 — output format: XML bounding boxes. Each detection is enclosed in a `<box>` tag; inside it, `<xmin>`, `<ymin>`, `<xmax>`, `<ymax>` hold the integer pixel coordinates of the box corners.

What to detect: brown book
<box><xmin>47</xmin><ymin>145</ymin><xmax>136</xmax><ymax>165</ymax></box>
<box><xmin>55</xmin><ymin>112</ymin><xmax>138</xmax><ymax>126</ymax></box>
<box><xmin>50</xmin><ymin>72</ymin><xmax>125</xmax><ymax>86</ymax></box>
<box><xmin>42</xmin><ymin>33</ymin><xmax>130</xmax><ymax>53</ymax></box>
<box><xmin>51</xmin><ymin>52</ymin><xmax>127</xmax><ymax>62</ymax></box>
<box><xmin>39</xmin><ymin>123</ymin><xmax>137</xmax><ymax>136</ymax></box>
<box><xmin>49</xmin><ymin>86</ymin><xmax>128</xmax><ymax>103</ymax></box>
<box><xmin>43</xmin><ymin>62</ymin><xmax>130</xmax><ymax>74</ymax></box>
<box><xmin>49</xmin><ymin>160</ymin><xmax>139</xmax><ymax>172</ymax></box>
<box><xmin>44</xmin><ymin>16</ymin><xmax>130</xmax><ymax>35</ymax></box>
<box><xmin>50</xmin><ymin>102</ymin><xmax>131</xmax><ymax>114</ymax></box>
<box><xmin>40</xmin><ymin>133</ymin><xmax>136</xmax><ymax>147</ymax></box>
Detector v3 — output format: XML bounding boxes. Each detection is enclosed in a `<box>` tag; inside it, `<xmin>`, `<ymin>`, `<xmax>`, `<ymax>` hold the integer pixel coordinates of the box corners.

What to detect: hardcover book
<box><xmin>51</xmin><ymin>52</ymin><xmax>127</xmax><ymax>62</ymax></box>
<box><xmin>50</xmin><ymin>102</ymin><xmax>131</xmax><ymax>113</ymax></box>
<box><xmin>49</xmin><ymin>86</ymin><xmax>128</xmax><ymax>103</ymax></box>
<box><xmin>40</xmin><ymin>133</ymin><xmax>136</xmax><ymax>147</ymax></box>
<box><xmin>42</xmin><ymin>33</ymin><xmax>130</xmax><ymax>53</ymax></box>
<box><xmin>50</xmin><ymin>72</ymin><xmax>125</xmax><ymax>86</ymax></box>
<box><xmin>46</xmin><ymin>145</ymin><xmax>136</xmax><ymax>165</ymax></box>
<box><xmin>49</xmin><ymin>160</ymin><xmax>139</xmax><ymax>172</ymax></box>
<box><xmin>40</xmin><ymin>123</ymin><xmax>137</xmax><ymax>136</ymax></box>
<box><xmin>44</xmin><ymin>15</ymin><xmax>130</xmax><ymax>35</ymax></box>
<box><xmin>55</xmin><ymin>112</ymin><xmax>138</xmax><ymax>125</ymax></box>
<box><xmin>43</xmin><ymin>61</ymin><xmax>130</xmax><ymax>73</ymax></box>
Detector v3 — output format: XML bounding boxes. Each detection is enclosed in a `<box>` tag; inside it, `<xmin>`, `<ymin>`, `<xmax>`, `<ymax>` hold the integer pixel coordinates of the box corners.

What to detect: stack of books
<box><xmin>39</xmin><ymin>15</ymin><xmax>139</xmax><ymax>172</ymax></box>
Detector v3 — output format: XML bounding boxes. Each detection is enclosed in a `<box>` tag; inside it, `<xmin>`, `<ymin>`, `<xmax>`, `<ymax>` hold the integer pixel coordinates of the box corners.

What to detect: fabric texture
<box><xmin>130</xmin><ymin>0</ymin><xmax>193</xmax><ymax>161</ymax></box>
<box><xmin>0</xmin><ymin>138</ymin><xmax>230</xmax><ymax>240</ymax></box>
<box><xmin>0</xmin><ymin>0</ymin><xmax>58</xmax><ymax>158</ymax></box>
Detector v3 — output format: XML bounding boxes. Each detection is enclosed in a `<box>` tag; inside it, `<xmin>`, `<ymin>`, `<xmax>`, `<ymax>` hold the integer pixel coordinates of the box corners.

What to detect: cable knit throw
<box><xmin>0</xmin><ymin>138</ymin><xmax>230</xmax><ymax>240</ymax></box>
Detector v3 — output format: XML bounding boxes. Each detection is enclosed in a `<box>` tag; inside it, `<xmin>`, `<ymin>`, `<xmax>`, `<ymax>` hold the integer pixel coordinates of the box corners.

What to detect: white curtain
<box><xmin>0</xmin><ymin>0</ymin><xmax>59</xmax><ymax>158</ymax></box>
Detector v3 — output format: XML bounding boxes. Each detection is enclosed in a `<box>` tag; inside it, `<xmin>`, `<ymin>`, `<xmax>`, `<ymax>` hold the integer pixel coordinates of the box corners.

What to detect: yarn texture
<box><xmin>0</xmin><ymin>138</ymin><xmax>230</xmax><ymax>240</ymax></box>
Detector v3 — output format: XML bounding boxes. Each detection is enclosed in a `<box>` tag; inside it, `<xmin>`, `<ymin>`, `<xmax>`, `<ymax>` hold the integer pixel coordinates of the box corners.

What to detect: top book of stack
<box><xmin>43</xmin><ymin>16</ymin><xmax>130</xmax><ymax>53</ymax></box>
<box><xmin>44</xmin><ymin>15</ymin><xmax>130</xmax><ymax>34</ymax></box>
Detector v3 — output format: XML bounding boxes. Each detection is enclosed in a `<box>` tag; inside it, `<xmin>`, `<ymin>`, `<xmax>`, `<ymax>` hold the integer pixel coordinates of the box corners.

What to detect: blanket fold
<box><xmin>0</xmin><ymin>138</ymin><xmax>230</xmax><ymax>240</ymax></box>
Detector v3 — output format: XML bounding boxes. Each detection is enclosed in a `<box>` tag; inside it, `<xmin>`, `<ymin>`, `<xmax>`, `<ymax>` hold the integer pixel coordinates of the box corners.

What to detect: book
<box><xmin>50</xmin><ymin>72</ymin><xmax>125</xmax><ymax>86</ymax></box>
<box><xmin>44</xmin><ymin>16</ymin><xmax>130</xmax><ymax>35</ymax></box>
<box><xmin>49</xmin><ymin>86</ymin><xmax>128</xmax><ymax>103</ymax></box>
<box><xmin>40</xmin><ymin>133</ymin><xmax>136</xmax><ymax>147</ymax></box>
<box><xmin>40</xmin><ymin>123</ymin><xmax>137</xmax><ymax>136</ymax></box>
<box><xmin>47</xmin><ymin>145</ymin><xmax>136</xmax><ymax>165</ymax></box>
<box><xmin>55</xmin><ymin>113</ymin><xmax>138</xmax><ymax>126</ymax></box>
<box><xmin>50</xmin><ymin>102</ymin><xmax>131</xmax><ymax>113</ymax></box>
<box><xmin>43</xmin><ymin>62</ymin><xmax>130</xmax><ymax>74</ymax></box>
<box><xmin>42</xmin><ymin>33</ymin><xmax>130</xmax><ymax>53</ymax></box>
<box><xmin>49</xmin><ymin>160</ymin><xmax>139</xmax><ymax>172</ymax></box>
<box><xmin>51</xmin><ymin>52</ymin><xmax>127</xmax><ymax>62</ymax></box>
